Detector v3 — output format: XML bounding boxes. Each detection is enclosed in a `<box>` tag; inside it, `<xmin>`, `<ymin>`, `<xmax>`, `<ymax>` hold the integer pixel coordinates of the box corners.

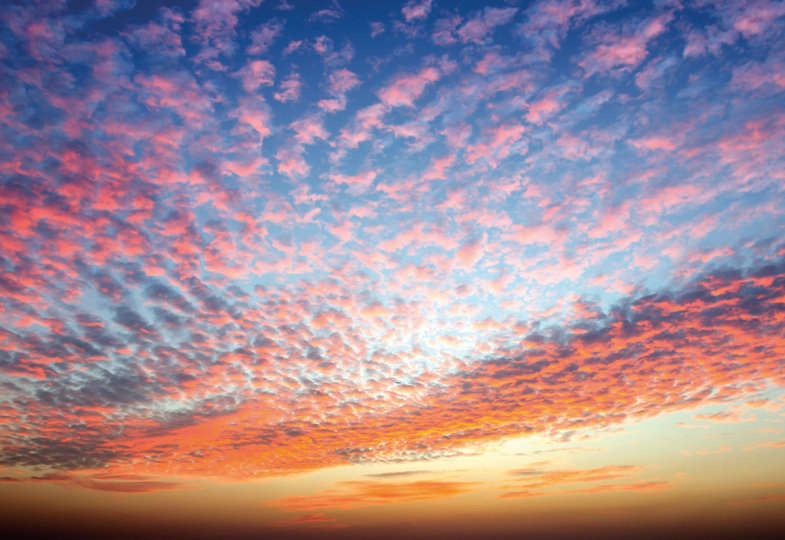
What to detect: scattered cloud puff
<box><xmin>309</xmin><ymin>0</ymin><xmax>344</xmax><ymax>23</ymax></box>
<box><xmin>247</xmin><ymin>19</ymin><xmax>284</xmax><ymax>55</ymax></box>
<box><xmin>402</xmin><ymin>0</ymin><xmax>433</xmax><ymax>23</ymax></box>
<box><xmin>457</xmin><ymin>7</ymin><xmax>518</xmax><ymax>44</ymax></box>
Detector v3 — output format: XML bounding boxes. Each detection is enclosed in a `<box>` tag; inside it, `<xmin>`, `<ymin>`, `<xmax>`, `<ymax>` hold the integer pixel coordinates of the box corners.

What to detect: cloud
<box><xmin>377</xmin><ymin>66</ymin><xmax>440</xmax><ymax>108</ymax></box>
<box><xmin>329</xmin><ymin>170</ymin><xmax>377</xmax><ymax>191</ymax></box>
<box><xmin>318</xmin><ymin>67</ymin><xmax>360</xmax><ymax>112</ymax></box>
<box><xmin>520</xmin><ymin>0</ymin><xmax>624</xmax><ymax>53</ymax></box>
<box><xmin>328</xmin><ymin>67</ymin><xmax>361</xmax><ymax>95</ymax></box>
<box><xmin>309</xmin><ymin>0</ymin><xmax>344</xmax><ymax>23</ymax></box>
<box><xmin>456</xmin><ymin>7</ymin><xmax>518</xmax><ymax>44</ymax></box>
<box><xmin>247</xmin><ymin>19</ymin><xmax>284</xmax><ymax>55</ymax></box>
<box><xmin>123</xmin><ymin>8</ymin><xmax>186</xmax><ymax>61</ymax></box>
<box><xmin>2</xmin><ymin>472</ymin><xmax>185</xmax><ymax>493</ymax></box>
<box><xmin>579</xmin><ymin>13</ymin><xmax>673</xmax><ymax>76</ymax></box>
<box><xmin>271</xmin><ymin>479</ymin><xmax>477</xmax><ymax>510</ymax></box>
<box><xmin>191</xmin><ymin>0</ymin><xmax>264</xmax><ymax>67</ymax></box>
<box><xmin>721</xmin><ymin>0</ymin><xmax>785</xmax><ymax>38</ymax></box>
<box><xmin>1</xmin><ymin>0</ymin><xmax>784</xmax><ymax>486</ymax></box>
<box><xmin>693</xmin><ymin>406</ymin><xmax>755</xmax><ymax>423</ymax></box>
<box><xmin>274</xmin><ymin>73</ymin><xmax>302</xmax><ymax>103</ymax></box>
<box><xmin>75</xmin><ymin>475</ymin><xmax>185</xmax><ymax>493</ymax></box>
<box><xmin>0</xmin><ymin>436</ymin><xmax>128</xmax><ymax>470</ymax></box>
<box><xmin>729</xmin><ymin>494</ymin><xmax>785</xmax><ymax>505</ymax></box>
<box><xmin>290</xmin><ymin>115</ymin><xmax>328</xmax><ymax>144</ymax></box>
<box><xmin>370</xmin><ymin>21</ymin><xmax>385</xmax><ymax>38</ymax></box>
<box><xmin>7</xmin><ymin>252</ymin><xmax>784</xmax><ymax>476</ymax></box>
<box><xmin>732</xmin><ymin>53</ymin><xmax>785</xmax><ymax>92</ymax></box>
<box><xmin>402</xmin><ymin>0</ymin><xmax>433</xmax><ymax>23</ymax></box>
<box><xmin>366</xmin><ymin>470</ymin><xmax>432</xmax><ymax>478</ymax></box>
<box><xmin>237</xmin><ymin>59</ymin><xmax>275</xmax><ymax>92</ymax></box>
<box><xmin>275</xmin><ymin>143</ymin><xmax>310</xmax><ymax>179</ymax></box>
<box><xmin>508</xmin><ymin>465</ymin><xmax>645</xmax><ymax>488</ymax></box>
<box><xmin>501</xmin><ymin>465</ymin><xmax>671</xmax><ymax>498</ymax></box>
<box><xmin>743</xmin><ymin>440</ymin><xmax>785</xmax><ymax>451</ymax></box>
<box><xmin>432</xmin><ymin>15</ymin><xmax>462</xmax><ymax>45</ymax></box>
<box><xmin>572</xmin><ymin>481</ymin><xmax>672</xmax><ymax>494</ymax></box>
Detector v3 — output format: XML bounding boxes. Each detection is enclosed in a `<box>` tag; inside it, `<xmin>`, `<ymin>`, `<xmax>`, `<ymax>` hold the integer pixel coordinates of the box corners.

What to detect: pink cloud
<box><xmin>401</xmin><ymin>0</ymin><xmax>433</xmax><ymax>22</ymax></box>
<box><xmin>335</xmin><ymin>103</ymin><xmax>386</xmax><ymax>150</ymax></box>
<box><xmin>370</xmin><ymin>21</ymin><xmax>384</xmax><ymax>37</ymax></box>
<box><xmin>474</xmin><ymin>52</ymin><xmax>504</xmax><ymax>75</ymax></box>
<box><xmin>135</xmin><ymin>72</ymin><xmax>211</xmax><ymax>128</ymax></box>
<box><xmin>329</xmin><ymin>170</ymin><xmax>377</xmax><ymax>191</ymax></box>
<box><xmin>283</xmin><ymin>39</ymin><xmax>302</xmax><ymax>55</ymax></box>
<box><xmin>432</xmin><ymin>14</ymin><xmax>462</xmax><ymax>45</ymax></box>
<box><xmin>520</xmin><ymin>0</ymin><xmax>620</xmax><ymax>52</ymax></box>
<box><xmin>317</xmin><ymin>68</ymin><xmax>360</xmax><ymax>112</ymax></box>
<box><xmin>329</xmin><ymin>219</ymin><xmax>356</xmax><ymax>244</ymax></box>
<box><xmin>192</xmin><ymin>0</ymin><xmax>263</xmax><ymax>66</ymax></box>
<box><xmin>732</xmin><ymin>56</ymin><xmax>785</xmax><ymax>91</ymax></box>
<box><xmin>635</xmin><ymin>56</ymin><xmax>677</xmax><ymax>90</ymax></box>
<box><xmin>328</xmin><ymin>67</ymin><xmax>360</xmax><ymax>95</ymax></box>
<box><xmin>682</xmin><ymin>26</ymin><xmax>736</xmax><ymax>58</ymax></box>
<box><xmin>318</xmin><ymin>97</ymin><xmax>345</xmax><ymax>113</ymax></box>
<box><xmin>580</xmin><ymin>13</ymin><xmax>672</xmax><ymax>76</ymax></box>
<box><xmin>276</xmin><ymin>145</ymin><xmax>309</xmax><ymax>179</ymax></box>
<box><xmin>378</xmin><ymin>66</ymin><xmax>440</xmax><ymax>108</ymax></box>
<box><xmin>526</xmin><ymin>87</ymin><xmax>569</xmax><ymax>124</ymax></box>
<box><xmin>377</xmin><ymin>223</ymin><xmax>426</xmax><ymax>253</ymax></box>
<box><xmin>309</xmin><ymin>0</ymin><xmax>344</xmax><ymax>24</ymax></box>
<box><xmin>730</xmin><ymin>0</ymin><xmax>785</xmax><ymax>37</ymax></box>
<box><xmin>631</xmin><ymin>136</ymin><xmax>678</xmax><ymax>152</ymax></box>
<box><xmin>465</xmin><ymin>122</ymin><xmax>526</xmax><ymax>166</ymax></box>
<box><xmin>225</xmin><ymin>155</ymin><xmax>267</xmax><ymax>177</ymax></box>
<box><xmin>274</xmin><ymin>73</ymin><xmax>302</xmax><ymax>102</ymax></box>
<box><xmin>421</xmin><ymin>154</ymin><xmax>456</xmax><ymax>181</ymax></box>
<box><xmin>290</xmin><ymin>115</ymin><xmax>328</xmax><ymax>145</ymax></box>
<box><xmin>456</xmin><ymin>7</ymin><xmax>518</xmax><ymax>44</ymax></box>
<box><xmin>247</xmin><ymin>19</ymin><xmax>283</xmax><ymax>55</ymax></box>
<box><xmin>237</xmin><ymin>59</ymin><xmax>275</xmax><ymax>92</ymax></box>
<box><xmin>443</xmin><ymin>122</ymin><xmax>472</xmax><ymax>148</ymax></box>
<box><xmin>234</xmin><ymin>98</ymin><xmax>272</xmax><ymax>140</ymax></box>
<box><xmin>455</xmin><ymin>237</ymin><xmax>484</xmax><ymax>270</ymax></box>
<box><xmin>123</xmin><ymin>9</ymin><xmax>186</xmax><ymax>59</ymax></box>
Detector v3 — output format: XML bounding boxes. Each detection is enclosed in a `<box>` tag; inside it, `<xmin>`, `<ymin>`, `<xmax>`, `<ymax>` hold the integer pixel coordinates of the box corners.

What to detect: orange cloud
<box><xmin>509</xmin><ymin>465</ymin><xmax>646</xmax><ymax>489</ymax></box>
<box><xmin>271</xmin><ymin>479</ymin><xmax>477</xmax><ymax>511</ymax></box>
<box><xmin>500</xmin><ymin>465</ymin><xmax>664</xmax><ymax>498</ymax></box>
<box><xmin>729</xmin><ymin>495</ymin><xmax>785</xmax><ymax>506</ymax></box>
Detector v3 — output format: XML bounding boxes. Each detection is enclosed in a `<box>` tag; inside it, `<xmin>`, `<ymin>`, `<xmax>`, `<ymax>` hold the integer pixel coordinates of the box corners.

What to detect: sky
<box><xmin>1</xmin><ymin>0</ymin><xmax>785</xmax><ymax>537</ymax></box>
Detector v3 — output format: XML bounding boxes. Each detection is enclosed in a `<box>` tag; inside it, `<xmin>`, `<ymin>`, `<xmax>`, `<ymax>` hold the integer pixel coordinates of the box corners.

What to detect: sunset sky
<box><xmin>1</xmin><ymin>0</ymin><xmax>785</xmax><ymax>537</ymax></box>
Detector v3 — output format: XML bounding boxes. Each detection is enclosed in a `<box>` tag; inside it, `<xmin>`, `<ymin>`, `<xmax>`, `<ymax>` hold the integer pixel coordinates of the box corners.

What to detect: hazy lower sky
<box><xmin>1</xmin><ymin>0</ymin><xmax>784</xmax><ymax>538</ymax></box>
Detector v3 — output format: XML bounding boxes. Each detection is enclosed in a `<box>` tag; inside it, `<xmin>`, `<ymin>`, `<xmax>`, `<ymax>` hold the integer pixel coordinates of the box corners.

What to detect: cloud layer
<box><xmin>0</xmin><ymin>0</ymin><xmax>784</xmax><ymax>483</ymax></box>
